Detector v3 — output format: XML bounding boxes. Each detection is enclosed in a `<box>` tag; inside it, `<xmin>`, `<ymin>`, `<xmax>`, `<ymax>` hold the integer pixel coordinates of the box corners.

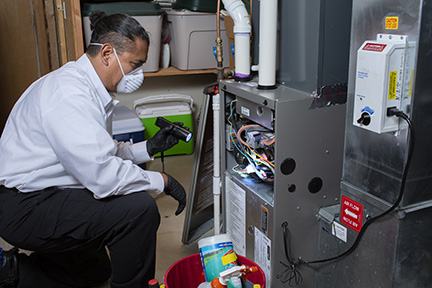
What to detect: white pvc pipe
<box><xmin>212</xmin><ymin>94</ymin><xmax>221</xmax><ymax>235</ymax></box>
<box><xmin>222</xmin><ymin>0</ymin><xmax>251</xmax><ymax>78</ymax></box>
<box><xmin>234</xmin><ymin>34</ymin><xmax>251</xmax><ymax>77</ymax></box>
<box><xmin>258</xmin><ymin>0</ymin><xmax>278</xmax><ymax>88</ymax></box>
<box><xmin>222</xmin><ymin>0</ymin><xmax>251</xmax><ymax>33</ymax></box>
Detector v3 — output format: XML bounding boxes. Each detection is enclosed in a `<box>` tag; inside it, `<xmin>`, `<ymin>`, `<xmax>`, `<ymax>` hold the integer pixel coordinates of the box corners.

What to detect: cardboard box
<box><xmin>224</xmin><ymin>15</ymin><xmax>235</xmax><ymax>71</ymax></box>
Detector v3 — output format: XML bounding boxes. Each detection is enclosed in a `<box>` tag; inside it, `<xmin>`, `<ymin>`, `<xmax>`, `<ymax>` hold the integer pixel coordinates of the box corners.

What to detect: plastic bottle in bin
<box><xmin>198</xmin><ymin>234</ymin><xmax>242</xmax><ymax>288</ymax></box>
<box><xmin>148</xmin><ymin>279</ymin><xmax>159</xmax><ymax>288</ymax></box>
<box><xmin>198</xmin><ymin>265</ymin><xmax>259</xmax><ymax>288</ymax></box>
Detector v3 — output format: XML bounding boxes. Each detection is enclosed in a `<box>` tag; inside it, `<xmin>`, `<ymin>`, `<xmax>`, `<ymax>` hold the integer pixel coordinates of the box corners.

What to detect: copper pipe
<box><xmin>216</xmin><ymin>0</ymin><xmax>224</xmax><ymax>81</ymax></box>
<box><xmin>217</xmin><ymin>0</ymin><xmax>221</xmax><ymax>38</ymax></box>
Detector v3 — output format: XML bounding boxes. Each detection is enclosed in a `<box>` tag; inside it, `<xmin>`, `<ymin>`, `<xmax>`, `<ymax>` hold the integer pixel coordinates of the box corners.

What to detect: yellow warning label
<box><xmin>389</xmin><ymin>71</ymin><xmax>397</xmax><ymax>100</ymax></box>
<box><xmin>221</xmin><ymin>253</ymin><xmax>238</xmax><ymax>265</ymax></box>
<box><xmin>386</xmin><ymin>17</ymin><xmax>399</xmax><ymax>30</ymax></box>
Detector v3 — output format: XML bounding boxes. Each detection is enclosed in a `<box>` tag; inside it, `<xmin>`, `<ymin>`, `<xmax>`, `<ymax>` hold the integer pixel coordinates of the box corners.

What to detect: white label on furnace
<box><xmin>241</xmin><ymin>106</ymin><xmax>250</xmax><ymax>117</ymax></box>
<box><xmin>254</xmin><ymin>227</ymin><xmax>271</xmax><ymax>288</ymax></box>
<box><xmin>332</xmin><ymin>221</ymin><xmax>347</xmax><ymax>242</ymax></box>
<box><xmin>225</xmin><ymin>177</ymin><xmax>246</xmax><ymax>256</ymax></box>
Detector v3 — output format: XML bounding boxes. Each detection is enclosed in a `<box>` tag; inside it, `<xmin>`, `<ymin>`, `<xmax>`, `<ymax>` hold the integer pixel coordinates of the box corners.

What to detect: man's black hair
<box><xmin>86</xmin><ymin>11</ymin><xmax>150</xmax><ymax>57</ymax></box>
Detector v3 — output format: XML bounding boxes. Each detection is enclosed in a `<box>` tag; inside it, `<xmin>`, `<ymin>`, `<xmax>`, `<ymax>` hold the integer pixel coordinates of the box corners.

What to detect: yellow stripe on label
<box><xmin>409</xmin><ymin>69</ymin><xmax>414</xmax><ymax>98</ymax></box>
<box><xmin>389</xmin><ymin>71</ymin><xmax>397</xmax><ymax>100</ymax></box>
<box><xmin>221</xmin><ymin>253</ymin><xmax>238</xmax><ymax>265</ymax></box>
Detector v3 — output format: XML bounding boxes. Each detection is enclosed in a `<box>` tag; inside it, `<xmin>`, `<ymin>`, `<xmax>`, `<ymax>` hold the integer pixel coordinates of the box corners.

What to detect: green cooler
<box><xmin>133</xmin><ymin>94</ymin><xmax>194</xmax><ymax>157</ymax></box>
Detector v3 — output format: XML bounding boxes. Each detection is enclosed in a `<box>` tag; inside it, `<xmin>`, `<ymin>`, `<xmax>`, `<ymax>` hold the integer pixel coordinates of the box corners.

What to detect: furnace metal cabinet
<box><xmin>219</xmin><ymin>80</ymin><xmax>346</xmax><ymax>287</ymax></box>
<box><xmin>316</xmin><ymin>0</ymin><xmax>432</xmax><ymax>287</ymax></box>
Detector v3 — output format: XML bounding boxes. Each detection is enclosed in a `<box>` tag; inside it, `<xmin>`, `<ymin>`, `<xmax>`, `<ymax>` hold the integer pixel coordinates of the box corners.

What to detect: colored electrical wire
<box><xmin>230</xmin><ymin>126</ymin><xmax>252</xmax><ymax>164</ymax></box>
<box><xmin>236</xmin><ymin>124</ymin><xmax>261</xmax><ymax>146</ymax></box>
<box><xmin>262</xmin><ymin>138</ymin><xmax>275</xmax><ymax>146</ymax></box>
<box><xmin>227</xmin><ymin>99</ymin><xmax>236</xmax><ymax>125</ymax></box>
<box><xmin>227</xmin><ymin>99</ymin><xmax>275</xmax><ymax>182</ymax></box>
<box><xmin>230</xmin><ymin>126</ymin><xmax>274</xmax><ymax>181</ymax></box>
<box><xmin>236</xmin><ymin>124</ymin><xmax>275</xmax><ymax>168</ymax></box>
<box><xmin>232</xmin><ymin>127</ymin><xmax>274</xmax><ymax>181</ymax></box>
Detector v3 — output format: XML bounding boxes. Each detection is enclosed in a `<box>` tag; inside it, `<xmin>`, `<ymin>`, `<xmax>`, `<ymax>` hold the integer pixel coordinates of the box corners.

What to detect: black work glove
<box><xmin>146</xmin><ymin>124</ymin><xmax>182</xmax><ymax>156</ymax></box>
<box><xmin>163</xmin><ymin>173</ymin><xmax>186</xmax><ymax>216</ymax></box>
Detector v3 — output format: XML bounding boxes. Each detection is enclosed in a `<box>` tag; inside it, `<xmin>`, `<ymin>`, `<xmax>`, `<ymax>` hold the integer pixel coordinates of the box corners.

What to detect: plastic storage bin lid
<box><xmin>133</xmin><ymin>94</ymin><xmax>193</xmax><ymax>118</ymax></box>
<box><xmin>82</xmin><ymin>2</ymin><xmax>163</xmax><ymax>16</ymax></box>
<box><xmin>112</xmin><ymin>105</ymin><xmax>145</xmax><ymax>134</ymax></box>
<box><xmin>135</xmin><ymin>102</ymin><xmax>191</xmax><ymax>118</ymax></box>
<box><xmin>165</xmin><ymin>9</ymin><xmax>216</xmax><ymax>16</ymax></box>
<box><xmin>172</xmin><ymin>0</ymin><xmax>218</xmax><ymax>13</ymax></box>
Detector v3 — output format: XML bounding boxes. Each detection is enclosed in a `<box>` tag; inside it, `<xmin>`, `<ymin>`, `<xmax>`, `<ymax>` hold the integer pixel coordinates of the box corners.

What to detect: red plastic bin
<box><xmin>164</xmin><ymin>253</ymin><xmax>266</xmax><ymax>288</ymax></box>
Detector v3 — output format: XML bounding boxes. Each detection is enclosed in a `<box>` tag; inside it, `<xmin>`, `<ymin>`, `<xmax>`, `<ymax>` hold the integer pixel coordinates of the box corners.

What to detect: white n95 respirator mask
<box><xmin>89</xmin><ymin>43</ymin><xmax>145</xmax><ymax>94</ymax></box>
<box><xmin>113</xmin><ymin>48</ymin><xmax>144</xmax><ymax>94</ymax></box>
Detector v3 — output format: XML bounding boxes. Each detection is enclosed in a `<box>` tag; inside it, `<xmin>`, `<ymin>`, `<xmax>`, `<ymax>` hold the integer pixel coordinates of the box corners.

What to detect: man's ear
<box><xmin>100</xmin><ymin>43</ymin><xmax>114</xmax><ymax>66</ymax></box>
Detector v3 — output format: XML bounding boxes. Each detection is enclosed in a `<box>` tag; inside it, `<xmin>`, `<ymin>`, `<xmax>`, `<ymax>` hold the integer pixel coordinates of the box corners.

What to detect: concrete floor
<box><xmin>0</xmin><ymin>153</ymin><xmax>210</xmax><ymax>287</ymax></box>
<box><xmin>148</xmin><ymin>153</ymin><xmax>205</xmax><ymax>284</ymax></box>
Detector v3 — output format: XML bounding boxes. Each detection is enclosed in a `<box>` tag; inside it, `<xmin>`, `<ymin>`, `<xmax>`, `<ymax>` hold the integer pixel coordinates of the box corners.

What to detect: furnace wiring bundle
<box><xmin>276</xmin><ymin>109</ymin><xmax>415</xmax><ymax>286</ymax></box>
<box><xmin>227</xmin><ymin>99</ymin><xmax>275</xmax><ymax>183</ymax></box>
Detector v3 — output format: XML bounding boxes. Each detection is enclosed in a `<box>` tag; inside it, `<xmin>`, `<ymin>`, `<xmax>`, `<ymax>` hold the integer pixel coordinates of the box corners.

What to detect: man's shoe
<box><xmin>0</xmin><ymin>247</ymin><xmax>19</xmax><ymax>288</ymax></box>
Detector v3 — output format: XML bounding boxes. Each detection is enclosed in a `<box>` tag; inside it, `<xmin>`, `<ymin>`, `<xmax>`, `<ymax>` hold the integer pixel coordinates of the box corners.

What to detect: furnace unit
<box><xmin>218</xmin><ymin>0</ymin><xmax>353</xmax><ymax>287</ymax></box>
<box><xmin>219</xmin><ymin>81</ymin><xmax>346</xmax><ymax>287</ymax></box>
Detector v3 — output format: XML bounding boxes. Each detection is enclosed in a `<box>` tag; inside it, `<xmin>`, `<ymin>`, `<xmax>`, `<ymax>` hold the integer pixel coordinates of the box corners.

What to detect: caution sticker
<box><xmin>388</xmin><ymin>71</ymin><xmax>398</xmax><ymax>100</ymax></box>
<box><xmin>332</xmin><ymin>221</ymin><xmax>347</xmax><ymax>242</ymax></box>
<box><xmin>386</xmin><ymin>16</ymin><xmax>399</xmax><ymax>30</ymax></box>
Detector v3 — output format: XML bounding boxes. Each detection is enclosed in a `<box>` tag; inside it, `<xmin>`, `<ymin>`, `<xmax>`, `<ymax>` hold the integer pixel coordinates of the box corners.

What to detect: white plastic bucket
<box><xmin>198</xmin><ymin>234</ymin><xmax>241</xmax><ymax>287</ymax></box>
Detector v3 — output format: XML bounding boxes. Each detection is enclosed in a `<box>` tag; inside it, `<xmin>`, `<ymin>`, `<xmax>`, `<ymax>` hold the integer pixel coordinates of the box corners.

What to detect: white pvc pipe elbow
<box><xmin>222</xmin><ymin>0</ymin><xmax>251</xmax><ymax>34</ymax></box>
<box><xmin>222</xmin><ymin>0</ymin><xmax>252</xmax><ymax>78</ymax></box>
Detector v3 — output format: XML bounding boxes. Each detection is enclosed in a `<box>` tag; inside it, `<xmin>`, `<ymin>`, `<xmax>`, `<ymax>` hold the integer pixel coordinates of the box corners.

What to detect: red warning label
<box><xmin>363</xmin><ymin>43</ymin><xmax>387</xmax><ymax>52</ymax></box>
<box><xmin>341</xmin><ymin>196</ymin><xmax>364</xmax><ymax>233</ymax></box>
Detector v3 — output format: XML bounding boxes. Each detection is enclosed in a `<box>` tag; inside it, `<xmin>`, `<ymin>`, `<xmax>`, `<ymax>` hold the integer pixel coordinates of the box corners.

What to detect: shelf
<box><xmin>144</xmin><ymin>66</ymin><xmax>218</xmax><ymax>77</ymax></box>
